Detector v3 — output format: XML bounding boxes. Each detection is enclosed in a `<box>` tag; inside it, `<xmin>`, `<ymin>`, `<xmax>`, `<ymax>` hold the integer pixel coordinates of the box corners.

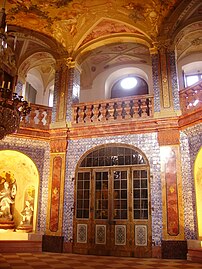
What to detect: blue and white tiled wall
<box><xmin>63</xmin><ymin>133</ymin><xmax>162</xmax><ymax>245</ymax></box>
<box><xmin>180</xmin><ymin>123</ymin><xmax>202</xmax><ymax>240</ymax></box>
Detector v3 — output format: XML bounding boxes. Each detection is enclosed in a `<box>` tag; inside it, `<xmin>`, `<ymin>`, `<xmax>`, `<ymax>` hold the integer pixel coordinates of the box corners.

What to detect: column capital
<box><xmin>150</xmin><ymin>39</ymin><xmax>174</xmax><ymax>54</ymax></box>
<box><xmin>65</xmin><ymin>57</ymin><xmax>82</xmax><ymax>72</ymax></box>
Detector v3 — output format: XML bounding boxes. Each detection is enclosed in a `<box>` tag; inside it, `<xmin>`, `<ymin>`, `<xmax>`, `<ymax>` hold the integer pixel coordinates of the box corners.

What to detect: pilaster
<box><xmin>150</xmin><ymin>40</ymin><xmax>181</xmax><ymax>118</ymax></box>
<box><xmin>46</xmin><ymin>130</ymin><xmax>68</xmax><ymax>236</ymax></box>
<box><xmin>158</xmin><ymin>129</ymin><xmax>184</xmax><ymax>240</ymax></box>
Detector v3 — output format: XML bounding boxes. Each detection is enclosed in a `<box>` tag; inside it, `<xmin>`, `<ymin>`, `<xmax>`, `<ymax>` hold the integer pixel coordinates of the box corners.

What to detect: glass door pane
<box><xmin>95</xmin><ymin>171</ymin><xmax>109</xmax><ymax>219</ymax></box>
<box><xmin>133</xmin><ymin>170</ymin><xmax>148</xmax><ymax>219</ymax></box>
<box><xmin>76</xmin><ymin>172</ymin><xmax>90</xmax><ymax>219</ymax></box>
<box><xmin>113</xmin><ymin>170</ymin><xmax>128</xmax><ymax>220</ymax></box>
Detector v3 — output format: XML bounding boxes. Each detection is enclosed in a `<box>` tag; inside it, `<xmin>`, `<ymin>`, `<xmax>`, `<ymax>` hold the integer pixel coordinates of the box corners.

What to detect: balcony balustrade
<box><xmin>14</xmin><ymin>80</ymin><xmax>202</xmax><ymax>133</ymax></box>
<box><xmin>20</xmin><ymin>103</ymin><xmax>52</xmax><ymax>130</ymax></box>
<box><xmin>179</xmin><ymin>80</ymin><xmax>202</xmax><ymax>114</ymax></box>
<box><xmin>72</xmin><ymin>95</ymin><xmax>154</xmax><ymax>125</ymax></box>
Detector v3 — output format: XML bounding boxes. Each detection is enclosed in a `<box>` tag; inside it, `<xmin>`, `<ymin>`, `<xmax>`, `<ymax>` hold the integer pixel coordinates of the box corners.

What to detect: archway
<box><xmin>194</xmin><ymin>147</ymin><xmax>202</xmax><ymax>239</ymax></box>
<box><xmin>0</xmin><ymin>150</ymin><xmax>39</xmax><ymax>233</ymax></box>
<box><xmin>73</xmin><ymin>144</ymin><xmax>152</xmax><ymax>257</ymax></box>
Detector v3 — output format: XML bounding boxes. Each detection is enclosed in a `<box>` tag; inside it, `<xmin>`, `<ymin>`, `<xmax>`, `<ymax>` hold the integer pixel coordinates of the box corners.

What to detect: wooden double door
<box><xmin>73</xmin><ymin>167</ymin><xmax>152</xmax><ymax>257</ymax></box>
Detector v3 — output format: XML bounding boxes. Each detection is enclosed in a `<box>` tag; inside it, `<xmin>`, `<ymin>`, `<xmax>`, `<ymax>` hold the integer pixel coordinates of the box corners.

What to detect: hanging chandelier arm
<box><xmin>2</xmin><ymin>0</ymin><xmax>6</xmax><ymax>9</ymax></box>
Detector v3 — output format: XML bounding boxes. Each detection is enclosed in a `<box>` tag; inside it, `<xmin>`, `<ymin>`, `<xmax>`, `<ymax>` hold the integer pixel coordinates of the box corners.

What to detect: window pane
<box><xmin>79</xmin><ymin>146</ymin><xmax>146</xmax><ymax>167</ymax></box>
<box><xmin>133</xmin><ymin>170</ymin><xmax>148</xmax><ymax>220</ymax></box>
<box><xmin>95</xmin><ymin>171</ymin><xmax>109</xmax><ymax>219</ymax></box>
<box><xmin>76</xmin><ymin>172</ymin><xmax>90</xmax><ymax>219</ymax></box>
<box><xmin>186</xmin><ymin>75</ymin><xmax>199</xmax><ymax>86</ymax></box>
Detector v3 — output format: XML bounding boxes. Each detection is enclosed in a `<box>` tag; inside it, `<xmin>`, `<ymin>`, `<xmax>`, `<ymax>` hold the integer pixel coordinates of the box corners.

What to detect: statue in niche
<box><xmin>0</xmin><ymin>172</ymin><xmax>17</xmax><ymax>222</ymax></box>
<box><xmin>17</xmin><ymin>185</ymin><xmax>35</xmax><ymax>232</ymax></box>
<box><xmin>20</xmin><ymin>200</ymin><xmax>34</xmax><ymax>225</ymax></box>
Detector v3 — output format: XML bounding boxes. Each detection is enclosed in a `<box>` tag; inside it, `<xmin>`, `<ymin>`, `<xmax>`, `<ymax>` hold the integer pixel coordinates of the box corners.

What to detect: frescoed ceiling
<box><xmin>1</xmin><ymin>0</ymin><xmax>202</xmax><ymax>96</ymax></box>
<box><xmin>4</xmin><ymin>0</ymin><xmax>181</xmax><ymax>51</ymax></box>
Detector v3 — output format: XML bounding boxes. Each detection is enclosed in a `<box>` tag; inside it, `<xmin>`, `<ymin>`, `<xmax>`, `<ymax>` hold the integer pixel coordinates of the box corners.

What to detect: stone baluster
<box><xmin>85</xmin><ymin>104</ymin><xmax>92</xmax><ymax>123</ymax></box>
<box><xmin>122</xmin><ymin>100</ymin><xmax>129</xmax><ymax>119</ymax></box>
<box><xmin>98</xmin><ymin>104</ymin><xmax>103</xmax><ymax>121</ymax></box>
<box><xmin>93</xmin><ymin>104</ymin><xmax>99</xmax><ymax>122</ymax></box>
<box><xmin>116</xmin><ymin>101</ymin><xmax>122</xmax><ymax>120</ymax></box>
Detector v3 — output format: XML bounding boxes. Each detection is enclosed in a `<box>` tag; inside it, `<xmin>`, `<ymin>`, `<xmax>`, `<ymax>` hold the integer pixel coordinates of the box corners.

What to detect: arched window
<box><xmin>111</xmin><ymin>76</ymin><xmax>148</xmax><ymax>99</ymax></box>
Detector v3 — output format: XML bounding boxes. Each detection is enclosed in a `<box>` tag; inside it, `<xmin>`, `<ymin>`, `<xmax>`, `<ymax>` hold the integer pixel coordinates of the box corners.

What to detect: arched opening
<box><xmin>73</xmin><ymin>144</ymin><xmax>151</xmax><ymax>257</ymax></box>
<box><xmin>0</xmin><ymin>150</ymin><xmax>39</xmax><ymax>233</ymax></box>
<box><xmin>194</xmin><ymin>147</ymin><xmax>202</xmax><ymax>239</ymax></box>
<box><xmin>111</xmin><ymin>76</ymin><xmax>149</xmax><ymax>98</ymax></box>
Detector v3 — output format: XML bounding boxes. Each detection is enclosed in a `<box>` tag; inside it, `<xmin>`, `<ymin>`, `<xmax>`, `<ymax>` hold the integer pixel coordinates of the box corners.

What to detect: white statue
<box><xmin>20</xmin><ymin>200</ymin><xmax>34</xmax><ymax>225</ymax></box>
<box><xmin>0</xmin><ymin>182</ymin><xmax>16</xmax><ymax>220</ymax></box>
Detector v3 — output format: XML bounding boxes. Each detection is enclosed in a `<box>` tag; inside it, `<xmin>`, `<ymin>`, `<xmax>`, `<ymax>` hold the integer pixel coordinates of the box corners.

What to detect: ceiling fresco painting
<box><xmin>1</xmin><ymin>0</ymin><xmax>201</xmax><ymax>99</ymax></box>
<box><xmin>4</xmin><ymin>0</ymin><xmax>180</xmax><ymax>51</ymax></box>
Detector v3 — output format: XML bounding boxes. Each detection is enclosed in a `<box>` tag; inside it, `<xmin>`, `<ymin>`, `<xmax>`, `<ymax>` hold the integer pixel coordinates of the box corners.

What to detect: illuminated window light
<box><xmin>193</xmin><ymin>99</ymin><xmax>199</xmax><ymax>106</ymax></box>
<box><xmin>121</xmin><ymin>77</ymin><xmax>137</xmax><ymax>90</ymax></box>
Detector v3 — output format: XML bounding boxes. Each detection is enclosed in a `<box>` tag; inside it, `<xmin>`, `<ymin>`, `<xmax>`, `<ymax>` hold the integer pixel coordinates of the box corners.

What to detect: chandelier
<box><xmin>0</xmin><ymin>2</ymin><xmax>31</xmax><ymax>140</ymax></box>
<box><xmin>0</xmin><ymin>2</ymin><xmax>7</xmax><ymax>56</ymax></box>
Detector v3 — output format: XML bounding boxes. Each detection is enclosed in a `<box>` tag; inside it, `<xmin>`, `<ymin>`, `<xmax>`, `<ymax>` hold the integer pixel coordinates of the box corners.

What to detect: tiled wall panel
<box><xmin>180</xmin><ymin>123</ymin><xmax>202</xmax><ymax>239</ymax></box>
<box><xmin>64</xmin><ymin>133</ymin><xmax>162</xmax><ymax>246</ymax></box>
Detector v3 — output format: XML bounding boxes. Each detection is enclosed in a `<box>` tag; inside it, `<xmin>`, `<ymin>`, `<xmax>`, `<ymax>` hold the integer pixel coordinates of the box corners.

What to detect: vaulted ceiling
<box><xmin>5</xmin><ymin>0</ymin><xmax>181</xmax><ymax>51</ymax></box>
<box><xmin>2</xmin><ymin>0</ymin><xmax>202</xmax><ymax>96</ymax></box>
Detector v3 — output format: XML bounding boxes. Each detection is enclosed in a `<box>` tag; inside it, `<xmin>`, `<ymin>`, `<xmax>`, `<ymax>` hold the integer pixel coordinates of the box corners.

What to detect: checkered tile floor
<box><xmin>0</xmin><ymin>253</ymin><xmax>202</xmax><ymax>269</ymax></box>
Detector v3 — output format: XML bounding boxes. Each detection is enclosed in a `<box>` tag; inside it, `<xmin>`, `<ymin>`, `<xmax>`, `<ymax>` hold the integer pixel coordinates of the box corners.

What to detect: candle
<box><xmin>1</xmin><ymin>81</ymin><xmax>5</xmax><ymax>88</ymax></box>
<box><xmin>8</xmin><ymin>82</ymin><xmax>10</xmax><ymax>89</ymax></box>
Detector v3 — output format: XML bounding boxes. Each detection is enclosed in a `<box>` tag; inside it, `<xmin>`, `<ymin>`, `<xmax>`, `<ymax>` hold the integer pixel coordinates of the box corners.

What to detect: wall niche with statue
<box><xmin>0</xmin><ymin>150</ymin><xmax>39</xmax><ymax>233</ymax></box>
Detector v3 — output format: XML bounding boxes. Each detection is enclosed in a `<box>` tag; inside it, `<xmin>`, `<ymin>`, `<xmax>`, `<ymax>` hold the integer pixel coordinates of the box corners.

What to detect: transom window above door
<box><xmin>79</xmin><ymin>146</ymin><xmax>146</xmax><ymax>167</ymax></box>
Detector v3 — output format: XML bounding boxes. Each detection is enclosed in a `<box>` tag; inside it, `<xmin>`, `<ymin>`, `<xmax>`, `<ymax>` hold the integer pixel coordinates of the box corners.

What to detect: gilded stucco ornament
<box><xmin>191</xmin><ymin>38</ymin><xmax>201</xmax><ymax>46</ymax></box>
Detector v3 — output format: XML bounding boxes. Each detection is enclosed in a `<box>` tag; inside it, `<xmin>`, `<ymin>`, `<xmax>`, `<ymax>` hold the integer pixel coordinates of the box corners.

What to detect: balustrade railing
<box><xmin>179</xmin><ymin>80</ymin><xmax>202</xmax><ymax>114</ymax></box>
<box><xmin>72</xmin><ymin>95</ymin><xmax>154</xmax><ymax>125</ymax></box>
<box><xmin>20</xmin><ymin>103</ymin><xmax>52</xmax><ymax>130</ymax></box>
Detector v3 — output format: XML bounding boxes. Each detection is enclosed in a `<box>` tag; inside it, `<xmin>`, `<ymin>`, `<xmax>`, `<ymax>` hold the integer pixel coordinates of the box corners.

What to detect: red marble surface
<box><xmin>165</xmin><ymin>149</ymin><xmax>179</xmax><ymax>236</ymax></box>
<box><xmin>49</xmin><ymin>156</ymin><xmax>62</xmax><ymax>232</ymax></box>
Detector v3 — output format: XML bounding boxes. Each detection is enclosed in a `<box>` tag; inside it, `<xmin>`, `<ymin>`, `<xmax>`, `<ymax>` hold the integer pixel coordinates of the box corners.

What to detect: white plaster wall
<box><xmin>80</xmin><ymin>64</ymin><xmax>153</xmax><ymax>103</ymax></box>
<box><xmin>177</xmin><ymin>53</ymin><xmax>202</xmax><ymax>90</ymax></box>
